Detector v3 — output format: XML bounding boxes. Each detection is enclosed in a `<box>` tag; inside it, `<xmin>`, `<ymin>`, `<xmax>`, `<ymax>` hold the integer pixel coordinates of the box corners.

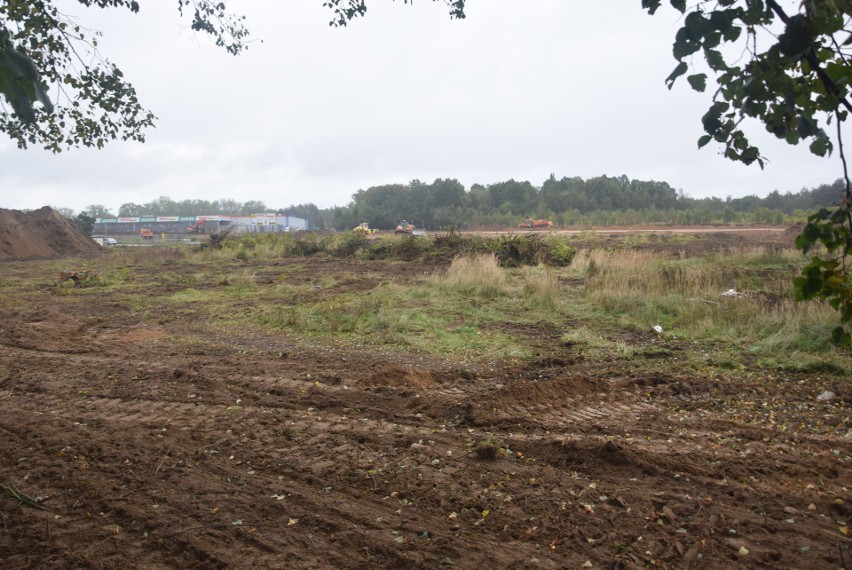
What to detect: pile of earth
<box><xmin>0</xmin><ymin>206</ymin><xmax>101</xmax><ymax>260</ymax></box>
<box><xmin>776</xmin><ymin>222</ymin><xmax>805</xmax><ymax>247</ymax></box>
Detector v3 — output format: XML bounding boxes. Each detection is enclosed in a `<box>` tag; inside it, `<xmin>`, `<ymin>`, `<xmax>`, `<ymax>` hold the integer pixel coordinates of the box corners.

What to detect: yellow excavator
<box><xmin>353</xmin><ymin>222</ymin><xmax>377</xmax><ymax>235</ymax></box>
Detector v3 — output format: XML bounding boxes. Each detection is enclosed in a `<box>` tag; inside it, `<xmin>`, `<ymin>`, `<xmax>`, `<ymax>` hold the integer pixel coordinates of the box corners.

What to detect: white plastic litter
<box><xmin>721</xmin><ymin>289</ymin><xmax>742</xmax><ymax>298</ymax></box>
<box><xmin>652</xmin><ymin>325</ymin><xmax>663</xmax><ymax>334</ymax></box>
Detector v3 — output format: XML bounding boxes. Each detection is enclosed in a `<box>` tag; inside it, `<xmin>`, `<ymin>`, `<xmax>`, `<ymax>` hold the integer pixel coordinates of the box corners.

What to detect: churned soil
<box><xmin>0</xmin><ymin>207</ymin><xmax>101</xmax><ymax>260</ymax></box>
<box><xmin>0</xmin><ymin>231</ymin><xmax>850</xmax><ymax>569</ymax></box>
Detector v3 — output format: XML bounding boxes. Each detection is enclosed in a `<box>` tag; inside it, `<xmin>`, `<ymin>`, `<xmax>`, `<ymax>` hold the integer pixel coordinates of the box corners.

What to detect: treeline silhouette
<box><xmin>106</xmin><ymin>175</ymin><xmax>844</xmax><ymax>230</ymax></box>
<box><xmin>316</xmin><ymin>175</ymin><xmax>845</xmax><ymax>230</ymax></box>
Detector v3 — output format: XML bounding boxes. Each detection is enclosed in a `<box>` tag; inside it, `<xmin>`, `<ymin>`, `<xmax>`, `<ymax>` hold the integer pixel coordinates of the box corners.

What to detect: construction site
<box><xmin>0</xmin><ymin>207</ymin><xmax>850</xmax><ymax>569</ymax></box>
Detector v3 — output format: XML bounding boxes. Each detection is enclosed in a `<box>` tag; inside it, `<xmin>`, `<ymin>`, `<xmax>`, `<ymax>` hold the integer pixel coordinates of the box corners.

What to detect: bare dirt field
<box><xmin>0</xmin><ymin>226</ymin><xmax>850</xmax><ymax>569</ymax></box>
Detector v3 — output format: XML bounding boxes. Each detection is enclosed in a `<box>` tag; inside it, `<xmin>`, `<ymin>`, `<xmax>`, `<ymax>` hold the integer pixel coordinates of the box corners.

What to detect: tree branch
<box><xmin>765</xmin><ymin>0</ymin><xmax>852</xmax><ymax>115</ymax></box>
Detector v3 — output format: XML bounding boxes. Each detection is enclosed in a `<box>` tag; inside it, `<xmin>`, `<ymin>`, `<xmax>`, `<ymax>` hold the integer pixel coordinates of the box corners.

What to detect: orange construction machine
<box><xmin>139</xmin><ymin>228</ymin><xmax>154</xmax><ymax>240</ymax></box>
<box><xmin>395</xmin><ymin>220</ymin><xmax>415</xmax><ymax>234</ymax></box>
<box><xmin>518</xmin><ymin>219</ymin><xmax>553</xmax><ymax>229</ymax></box>
<box><xmin>186</xmin><ymin>218</ymin><xmax>207</xmax><ymax>233</ymax></box>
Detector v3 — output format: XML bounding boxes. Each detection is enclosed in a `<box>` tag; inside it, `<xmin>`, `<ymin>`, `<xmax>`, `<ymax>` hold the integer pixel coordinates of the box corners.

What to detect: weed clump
<box><xmin>474</xmin><ymin>443</ymin><xmax>499</xmax><ymax>461</ymax></box>
<box><xmin>361</xmin><ymin>235</ymin><xmax>425</xmax><ymax>261</ymax></box>
<box><xmin>523</xmin><ymin>270</ymin><xmax>561</xmax><ymax>309</ymax></box>
<box><xmin>329</xmin><ymin>233</ymin><xmax>368</xmax><ymax>257</ymax></box>
<box><xmin>439</xmin><ymin>254</ymin><xmax>505</xmax><ymax>298</ymax></box>
<box><xmin>472</xmin><ymin>435</ymin><xmax>506</xmax><ymax>461</ymax></box>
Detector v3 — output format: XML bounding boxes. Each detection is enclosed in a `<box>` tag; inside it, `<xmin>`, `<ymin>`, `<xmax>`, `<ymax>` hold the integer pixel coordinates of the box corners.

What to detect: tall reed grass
<box><xmin>437</xmin><ymin>254</ymin><xmax>505</xmax><ymax>298</ymax></box>
<box><xmin>572</xmin><ymin>247</ymin><xmax>840</xmax><ymax>355</ymax></box>
<box><xmin>522</xmin><ymin>268</ymin><xmax>561</xmax><ymax>309</ymax></box>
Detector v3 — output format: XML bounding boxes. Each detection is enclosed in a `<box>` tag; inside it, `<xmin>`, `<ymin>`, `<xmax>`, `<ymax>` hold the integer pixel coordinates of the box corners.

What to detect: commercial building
<box><xmin>93</xmin><ymin>213</ymin><xmax>308</xmax><ymax>236</ymax></box>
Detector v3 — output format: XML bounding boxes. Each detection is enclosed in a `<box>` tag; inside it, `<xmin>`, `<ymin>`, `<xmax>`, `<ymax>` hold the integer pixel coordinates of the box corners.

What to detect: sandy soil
<box><xmin>0</xmin><ymin>207</ymin><xmax>101</xmax><ymax>260</ymax></box>
<box><xmin>0</xmin><ymin>229</ymin><xmax>849</xmax><ymax>569</ymax></box>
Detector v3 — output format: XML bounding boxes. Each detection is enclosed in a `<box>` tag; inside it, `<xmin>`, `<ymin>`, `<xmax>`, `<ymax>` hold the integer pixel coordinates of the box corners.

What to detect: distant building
<box><xmin>93</xmin><ymin>213</ymin><xmax>308</xmax><ymax>236</ymax></box>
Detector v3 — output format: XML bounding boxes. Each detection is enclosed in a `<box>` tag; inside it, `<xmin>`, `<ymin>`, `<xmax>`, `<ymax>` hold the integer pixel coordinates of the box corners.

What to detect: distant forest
<box><xmin>64</xmin><ymin>175</ymin><xmax>846</xmax><ymax>231</ymax></box>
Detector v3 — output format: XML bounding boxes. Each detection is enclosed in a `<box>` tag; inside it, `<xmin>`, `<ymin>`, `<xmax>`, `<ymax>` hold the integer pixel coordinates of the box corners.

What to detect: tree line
<box><xmin>56</xmin><ymin>176</ymin><xmax>846</xmax><ymax>232</ymax></box>
<box><xmin>322</xmin><ymin>175</ymin><xmax>846</xmax><ymax>231</ymax></box>
<box><xmin>56</xmin><ymin>197</ymin><xmax>270</xmax><ymax>221</ymax></box>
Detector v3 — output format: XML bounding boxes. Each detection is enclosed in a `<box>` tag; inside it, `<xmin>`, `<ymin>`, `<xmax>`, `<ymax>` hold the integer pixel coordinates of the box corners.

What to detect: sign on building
<box><xmin>250</xmin><ymin>213</ymin><xmax>277</xmax><ymax>226</ymax></box>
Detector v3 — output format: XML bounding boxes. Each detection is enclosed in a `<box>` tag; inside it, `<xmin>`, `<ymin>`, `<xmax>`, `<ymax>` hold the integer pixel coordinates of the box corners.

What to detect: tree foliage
<box><xmin>321</xmin><ymin>0</ymin><xmax>465</xmax><ymax>27</ymax></box>
<box><xmin>0</xmin><ymin>0</ymin><xmax>249</xmax><ymax>151</ymax></box>
<box><xmin>324</xmin><ymin>174</ymin><xmax>841</xmax><ymax>231</ymax></box>
<box><xmin>642</xmin><ymin>0</ymin><xmax>852</xmax><ymax>347</ymax></box>
<box><xmin>642</xmin><ymin>0</ymin><xmax>852</xmax><ymax>346</ymax></box>
<box><xmin>642</xmin><ymin>0</ymin><xmax>848</xmax><ymax>167</ymax></box>
<box><xmin>117</xmin><ymin>196</ymin><xmax>267</xmax><ymax>217</ymax></box>
<box><xmin>0</xmin><ymin>0</ymin><xmax>457</xmax><ymax>148</ymax></box>
<box><xmin>62</xmin><ymin>175</ymin><xmax>839</xmax><ymax>231</ymax></box>
<box><xmin>73</xmin><ymin>211</ymin><xmax>95</xmax><ymax>235</ymax></box>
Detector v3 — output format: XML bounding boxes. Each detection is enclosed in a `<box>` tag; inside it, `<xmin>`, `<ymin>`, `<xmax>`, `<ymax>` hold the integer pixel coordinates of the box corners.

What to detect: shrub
<box><xmin>329</xmin><ymin>233</ymin><xmax>368</xmax><ymax>257</ymax></box>
<box><xmin>209</xmin><ymin>231</ymin><xmax>578</xmax><ymax>267</ymax></box>
<box><xmin>546</xmin><ymin>240</ymin><xmax>577</xmax><ymax>266</ymax></box>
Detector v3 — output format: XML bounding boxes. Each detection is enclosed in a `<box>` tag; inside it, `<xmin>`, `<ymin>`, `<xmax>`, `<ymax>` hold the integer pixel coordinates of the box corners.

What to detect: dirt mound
<box><xmin>489</xmin><ymin>375</ymin><xmax>600</xmax><ymax>406</ymax></box>
<box><xmin>361</xmin><ymin>363</ymin><xmax>439</xmax><ymax>388</ymax></box>
<box><xmin>776</xmin><ymin>223</ymin><xmax>805</xmax><ymax>247</ymax></box>
<box><xmin>0</xmin><ymin>206</ymin><xmax>101</xmax><ymax>260</ymax></box>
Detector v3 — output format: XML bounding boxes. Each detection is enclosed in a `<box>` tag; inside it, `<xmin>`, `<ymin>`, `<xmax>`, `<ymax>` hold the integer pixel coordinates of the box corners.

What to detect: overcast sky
<box><xmin>0</xmin><ymin>0</ymin><xmax>842</xmax><ymax>214</ymax></box>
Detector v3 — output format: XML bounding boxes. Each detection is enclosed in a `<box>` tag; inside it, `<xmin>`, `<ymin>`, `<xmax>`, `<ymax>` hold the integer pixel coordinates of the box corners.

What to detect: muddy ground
<box><xmin>0</xmin><ymin>229</ymin><xmax>850</xmax><ymax>569</ymax></box>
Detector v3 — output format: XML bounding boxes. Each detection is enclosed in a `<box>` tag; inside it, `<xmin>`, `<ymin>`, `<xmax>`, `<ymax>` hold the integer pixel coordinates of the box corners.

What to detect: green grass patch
<box><xmin>567</xmin><ymin>247</ymin><xmax>851</xmax><ymax>372</ymax></box>
<box><xmin>8</xmin><ymin>237</ymin><xmax>847</xmax><ymax>375</ymax></box>
<box><xmin>255</xmin><ymin>276</ymin><xmax>534</xmax><ymax>360</ymax></box>
<box><xmin>169</xmin><ymin>288</ymin><xmax>216</xmax><ymax>303</ymax></box>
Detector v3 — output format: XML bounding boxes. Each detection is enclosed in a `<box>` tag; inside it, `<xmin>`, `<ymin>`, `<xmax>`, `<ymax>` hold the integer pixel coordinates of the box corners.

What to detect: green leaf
<box><xmin>673</xmin><ymin>28</ymin><xmax>701</xmax><ymax>59</ymax></box>
<box><xmin>665</xmin><ymin>62</ymin><xmax>688</xmax><ymax>89</ymax></box>
<box><xmin>778</xmin><ymin>15</ymin><xmax>814</xmax><ymax>57</ymax></box>
<box><xmin>794</xmin><ymin>265</ymin><xmax>824</xmax><ymax>299</ymax></box>
<box><xmin>642</xmin><ymin>0</ymin><xmax>662</xmax><ymax>15</ymax></box>
<box><xmin>831</xmin><ymin>327</ymin><xmax>850</xmax><ymax>348</ymax></box>
<box><xmin>697</xmin><ymin>134</ymin><xmax>712</xmax><ymax>148</ymax></box>
<box><xmin>684</xmin><ymin>11</ymin><xmax>712</xmax><ymax>39</ymax></box>
<box><xmin>704</xmin><ymin>49</ymin><xmax>727</xmax><ymax>71</ymax></box>
<box><xmin>701</xmin><ymin>101</ymin><xmax>729</xmax><ymax>133</ymax></box>
<box><xmin>687</xmin><ymin>73</ymin><xmax>707</xmax><ymax>92</ymax></box>
<box><xmin>825</xmin><ymin>61</ymin><xmax>852</xmax><ymax>88</ymax></box>
<box><xmin>722</xmin><ymin>25</ymin><xmax>742</xmax><ymax>42</ymax></box>
<box><xmin>809</xmin><ymin>137</ymin><xmax>830</xmax><ymax>157</ymax></box>
<box><xmin>709</xmin><ymin>10</ymin><xmax>733</xmax><ymax>33</ymax></box>
<box><xmin>740</xmin><ymin>146</ymin><xmax>760</xmax><ymax>164</ymax></box>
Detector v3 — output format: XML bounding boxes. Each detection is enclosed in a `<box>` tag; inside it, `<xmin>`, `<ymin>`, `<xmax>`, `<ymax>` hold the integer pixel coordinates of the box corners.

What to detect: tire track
<box><xmin>481</xmin><ymin>398</ymin><xmax>655</xmax><ymax>430</ymax></box>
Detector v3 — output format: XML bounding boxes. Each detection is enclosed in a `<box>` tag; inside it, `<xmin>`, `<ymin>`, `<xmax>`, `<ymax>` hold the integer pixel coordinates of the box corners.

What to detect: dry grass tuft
<box><xmin>439</xmin><ymin>254</ymin><xmax>505</xmax><ymax>298</ymax></box>
<box><xmin>523</xmin><ymin>268</ymin><xmax>561</xmax><ymax>309</ymax></box>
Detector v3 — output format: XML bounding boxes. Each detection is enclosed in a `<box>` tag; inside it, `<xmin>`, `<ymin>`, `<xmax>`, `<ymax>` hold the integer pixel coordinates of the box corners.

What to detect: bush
<box><xmin>209</xmin><ymin>231</ymin><xmax>578</xmax><ymax>267</ymax></box>
<box><xmin>329</xmin><ymin>233</ymin><xmax>368</xmax><ymax>257</ymax></box>
<box><xmin>545</xmin><ymin>240</ymin><xmax>577</xmax><ymax>266</ymax></box>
